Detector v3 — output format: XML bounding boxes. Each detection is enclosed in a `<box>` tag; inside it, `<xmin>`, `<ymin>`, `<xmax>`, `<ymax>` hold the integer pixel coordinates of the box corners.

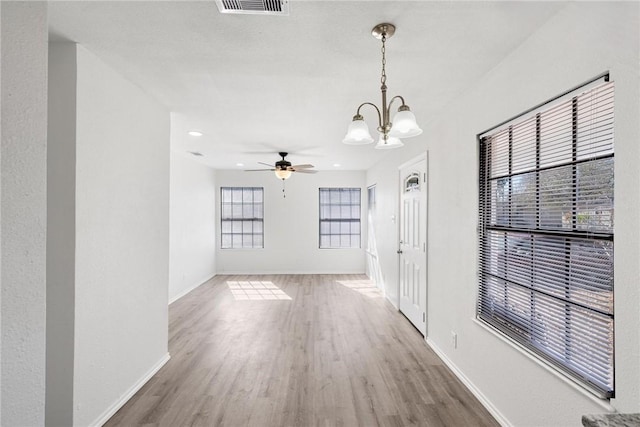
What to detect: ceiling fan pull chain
<box><xmin>282</xmin><ymin>180</ymin><xmax>286</xmax><ymax>198</ymax></box>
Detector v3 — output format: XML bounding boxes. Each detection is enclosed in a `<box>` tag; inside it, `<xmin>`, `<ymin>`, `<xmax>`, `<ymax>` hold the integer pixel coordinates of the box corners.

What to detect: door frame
<box><xmin>397</xmin><ymin>152</ymin><xmax>428</xmax><ymax>336</ymax></box>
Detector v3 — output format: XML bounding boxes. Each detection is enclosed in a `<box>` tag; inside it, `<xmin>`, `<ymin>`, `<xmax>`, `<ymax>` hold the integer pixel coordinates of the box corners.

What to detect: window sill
<box><xmin>318</xmin><ymin>248</ymin><xmax>362</xmax><ymax>250</ymax></box>
<box><xmin>220</xmin><ymin>247</ymin><xmax>264</xmax><ymax>251</ymax></box>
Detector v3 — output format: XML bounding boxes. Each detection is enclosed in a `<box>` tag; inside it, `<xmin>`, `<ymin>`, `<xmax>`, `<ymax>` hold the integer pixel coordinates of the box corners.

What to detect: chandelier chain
<box><xmin>380</xmin><ymin>34</ymin><xmax>387</xmax><ymax>86</ymax></box>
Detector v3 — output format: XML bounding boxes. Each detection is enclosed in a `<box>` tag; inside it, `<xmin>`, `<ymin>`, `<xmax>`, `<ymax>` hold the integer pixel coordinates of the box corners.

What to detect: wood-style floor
<box><xmin>105</xmin><ymin>274</ymin><xmax>499</xmax><ymax>426</ymax></box>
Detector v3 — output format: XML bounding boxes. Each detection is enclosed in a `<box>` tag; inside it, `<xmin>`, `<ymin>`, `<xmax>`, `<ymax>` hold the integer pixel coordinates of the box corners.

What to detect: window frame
<box><xmin>220</xmin><ymin>186</ymin><xmax>264</xmax><ymax>249</ymax></box>
<box><xmin>477</xmin><ymin>74</ymin><xmax>615</xmax><ymax>399</ymax></box>
<box><xmin>318</xmin><ymin>187</ymin><xmax>362</xmax><ymax>249</ymax></box>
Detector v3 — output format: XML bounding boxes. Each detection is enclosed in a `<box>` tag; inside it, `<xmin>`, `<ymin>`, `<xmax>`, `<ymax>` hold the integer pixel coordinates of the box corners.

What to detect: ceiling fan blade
<box><xmin>293</xmin><ymin>169</ymin><xmax>318</xmax><ymax>174</ymax></box>
<box><xmin>245</xmin><ymin>168</ymin><xmax>275</xmax><ymax>172</ymax></box>
<box><xmin>258</xmin><ymin>162</ymin><xmax>274</xmax><ymax>167</ymax></box>
<box><xmin>290</xmin><ymin>164</ymin><xmax>314</xmax><ymax>169</ymax></box>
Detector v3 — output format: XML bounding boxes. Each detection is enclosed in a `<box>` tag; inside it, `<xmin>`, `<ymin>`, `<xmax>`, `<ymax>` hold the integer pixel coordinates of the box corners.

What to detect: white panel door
<box><xmin>398</xmin><ymin>155</ymin><xmax>427</xmax><ymax>336</ymax></box>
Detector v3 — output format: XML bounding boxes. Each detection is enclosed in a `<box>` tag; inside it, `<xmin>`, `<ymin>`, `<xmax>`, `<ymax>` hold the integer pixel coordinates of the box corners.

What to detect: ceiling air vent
<box><xmin>215</xmin><ymin>0</ymin><xmax>289</xmax><ymax>16</ymax></box>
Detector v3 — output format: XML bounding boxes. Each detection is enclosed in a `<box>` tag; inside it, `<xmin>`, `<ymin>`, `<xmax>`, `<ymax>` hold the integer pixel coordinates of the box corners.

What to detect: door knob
<box><xmin>397</xmin><ymin>249</ymin><xmax>403</xmax><ymax>254</ymax></box>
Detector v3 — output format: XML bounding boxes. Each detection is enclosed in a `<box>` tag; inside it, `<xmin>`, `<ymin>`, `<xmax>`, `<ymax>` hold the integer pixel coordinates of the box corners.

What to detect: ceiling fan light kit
<box><xmin>245</xmin><ymin>152</ymin><xmax>317</xmax><ymax>181</ymax></box>
<box><xmin>275</xmin><ymin>169</ymin><xmax>292</xmax><ymax>180</ymax></box>
<box><xmin>343</xmin><ymin>23</ymin><xmax>422</xmax><ymax>150</ymax></box>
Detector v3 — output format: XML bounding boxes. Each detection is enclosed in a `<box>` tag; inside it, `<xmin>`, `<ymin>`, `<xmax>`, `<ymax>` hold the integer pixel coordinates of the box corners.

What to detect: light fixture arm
<box><xmin>387</xmin><ymin>95</ymin><xmax>407</xmax><ymax>119</ymax></box>
<box><xmin>355</xmin><ymin>102</ymin><xmax>383</xmax><ymax>130</ymax></box>
<box><xmin>355</xmin><ymin>94</ymin><xmax>407</xmax><ymax>135</ymax></box>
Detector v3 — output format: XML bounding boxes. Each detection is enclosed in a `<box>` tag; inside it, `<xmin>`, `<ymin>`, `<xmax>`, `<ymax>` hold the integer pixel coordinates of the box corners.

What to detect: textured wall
<box><xmin>0</xmin><ymin>2</ymin><xmax>48</xmax><ymax>425</ymax></box>
<box><xmin>46</xmin><ymin>42</ymin><xmax>77</xmax><ymax>427</ymax></box>
<box><xmin>72</xmin><ymin>45</ymin><xmax>170</xmax><ymax>427</ymax></box>
<box><xmin>169</xmin><ymin>151</ymin><xmax>216</xmax><ymax>303</ymax></box>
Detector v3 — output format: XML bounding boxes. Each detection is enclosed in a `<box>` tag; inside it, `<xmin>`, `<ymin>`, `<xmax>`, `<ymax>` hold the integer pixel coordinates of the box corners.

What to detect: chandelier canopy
<box><xmin>343</xmin><ymin>23</ymin><xmax>422</xmax><ymax>149</ymax></box>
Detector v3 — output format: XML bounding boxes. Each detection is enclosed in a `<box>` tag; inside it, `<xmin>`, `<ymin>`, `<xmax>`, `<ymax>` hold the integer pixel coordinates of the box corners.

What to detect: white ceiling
<box><xmin>48</xmin><ymin>0</ymin><xmax>566</xmax><ymax>171</ymax></box>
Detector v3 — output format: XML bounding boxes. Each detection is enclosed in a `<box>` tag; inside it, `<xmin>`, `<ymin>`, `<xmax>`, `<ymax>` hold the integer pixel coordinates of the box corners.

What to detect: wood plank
<box><xmin>105</xmin><ymin>274</ymin><xmax>499</xmax><ymax>427</ymax></box>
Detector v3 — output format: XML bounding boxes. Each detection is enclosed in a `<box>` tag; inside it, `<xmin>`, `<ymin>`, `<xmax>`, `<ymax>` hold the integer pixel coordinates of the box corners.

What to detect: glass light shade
<box><xmin>343</xmin><ymin>118</ymin><xmax>374</xmax><ymax>145</ymax></box>
<box><xmin>275</xmin><ymin>169</ymin><xmax>292</xmax><ymax>180</ymax></box>
<box><xmin>375</xmin><ymin>135</ymin><xmax>404</xmax><ymax>150</ymax></box>
<box><xmin>389</xmin><ymin>109</ymin><xmax>422</xmax><ymax>138</ymax></box>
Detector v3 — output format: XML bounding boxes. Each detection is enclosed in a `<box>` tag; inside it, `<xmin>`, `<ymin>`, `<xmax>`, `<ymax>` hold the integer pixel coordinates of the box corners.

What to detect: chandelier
<box><xmin>342</xmin><ymin>23</ymin><xmax>422</xmax><ymax>149</ymax></box>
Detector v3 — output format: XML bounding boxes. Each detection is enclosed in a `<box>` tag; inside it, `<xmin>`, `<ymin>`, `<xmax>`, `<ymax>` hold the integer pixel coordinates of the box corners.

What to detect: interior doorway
<box><xmin>398</xmin><ymin>153</ymin><xmax>428</xmax><ymax>336</ymax></box>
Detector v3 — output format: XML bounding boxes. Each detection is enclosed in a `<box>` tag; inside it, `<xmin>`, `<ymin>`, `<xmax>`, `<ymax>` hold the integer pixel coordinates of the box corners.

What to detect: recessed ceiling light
<box><xmin>236</xmin><ymin>163</ymin><xmax>244</xmax><ymax>167</ymax></box>
<box><xmin>188</xmin><ymin>131</ymin><xmax>203</xmax><ymax>137</ymax></box>
<box><xmin>333</xmin><ymin>163</ymin><xmax>341</xmax><ymax>167</ymax></box>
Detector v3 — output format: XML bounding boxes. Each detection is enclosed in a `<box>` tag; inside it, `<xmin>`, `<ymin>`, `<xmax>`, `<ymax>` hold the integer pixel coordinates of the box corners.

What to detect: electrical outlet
<box><xmin>451</xmin><ymin>331</ymin><xmax>458</xmax><ymax>349</ymax></box>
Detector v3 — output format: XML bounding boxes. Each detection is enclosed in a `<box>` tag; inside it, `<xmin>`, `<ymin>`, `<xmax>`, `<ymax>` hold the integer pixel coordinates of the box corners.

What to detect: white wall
<box><xmin>0</xmin><ymin>2</ymin><xmax>48</xmax><ymax>425</ymax></box>
<box><xmin>73</xmin><ymin>44</ymin><xmax>170</xmax><ymax>427</ymax></box>
<box><xmin>46</xmin><ymin>42</ymin><xmax>77</xmax><ymax>427</ymax></box>
<box><xmin>169</xmin><ymin>151</ymin><xmax>216</xmax><ymax>303</ymax></box>
<box><xmin>47</xmin><ymin>43</ymin><xmax>171</xmax><ymax>426</ymax></box>
<box><xmin>367</xmin><ymin>3</ymin><xmax>639</xmax><ymax>426</ymax></box>
<box><xmin>216</xmin><ymin>170</ymin><xmax>366</xmax><ymax>274</ymax></box>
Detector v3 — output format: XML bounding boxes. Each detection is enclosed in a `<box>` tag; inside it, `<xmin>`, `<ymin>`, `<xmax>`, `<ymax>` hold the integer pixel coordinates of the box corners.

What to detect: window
<box><xmin>220</xmin><ymin>187</ymin><xmax>263</xmax><ymax>249</ymax></box>
<box><xmin>319</xmin><ymin>188</ymin><xmax>361</xmax><ymax>248</ymax></box>
<box><xmin>404</xmin><ymin>173</ymin><xmax>420</xmax><ymax>192</ymax></box>
<box><xmin>478</xmin><ymin>77</ymin><xmax>614</xmax><ymax>398</ymax></box>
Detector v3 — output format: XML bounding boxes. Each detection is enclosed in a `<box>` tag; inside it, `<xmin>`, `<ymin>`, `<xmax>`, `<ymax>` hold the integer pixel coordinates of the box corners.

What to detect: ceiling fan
<box><xmin>246</xmin><ymin>152</ymin><xmax>317</xmax><ymax>180</ymax></box>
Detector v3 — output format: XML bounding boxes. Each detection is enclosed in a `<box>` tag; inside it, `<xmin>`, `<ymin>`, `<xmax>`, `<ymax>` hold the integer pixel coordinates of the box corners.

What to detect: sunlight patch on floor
<box><xmin>337</xmin><ymin>279</ymin><xmax>383</xmax><ymax>298</ymax></box>
<box><xmin>227</xmin><ymin>281</ymin><xmax>292</xmax><ymax>301</ymax></box>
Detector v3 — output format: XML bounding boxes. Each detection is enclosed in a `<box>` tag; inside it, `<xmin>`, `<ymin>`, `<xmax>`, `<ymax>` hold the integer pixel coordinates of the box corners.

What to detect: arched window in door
<box><xmin>404</xmin><ymin>172</ymin><xmax>421</xmax><ymax>193</ymax></box>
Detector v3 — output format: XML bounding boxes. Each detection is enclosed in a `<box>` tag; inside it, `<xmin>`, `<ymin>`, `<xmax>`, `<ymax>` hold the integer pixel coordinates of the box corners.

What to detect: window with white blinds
<box><xmin>319</xmin><ymin>188</ymin><xmax>361</xmax><ymax>248</ymax></box>
<box><xmin>221</xmin><ymin>187</ymin><xmax>264</xmax><ymax>249</ymax></box>
<box><xmin>478</xmin><ymin>78</ymin><xmax>614</xmax><ymax>398</ymax></box>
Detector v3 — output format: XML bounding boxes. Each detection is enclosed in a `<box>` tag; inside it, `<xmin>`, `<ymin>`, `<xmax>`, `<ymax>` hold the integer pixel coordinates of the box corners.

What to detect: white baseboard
<box><xmin>385</xmin><ymin>294</ymin><xmax>398</xmax><ymax>309</ymax></box>
<box><xmin>169</xmin><ymin>273</ymin><xmax>216</xmax><ymax>305</ymax></box>
<box><xmin>425</xmin><ymin>338</ymin><xmax>512</xmax><ymax>427</ymax></box>
<box><xmin>91</xmin><ymin>352</ymin><xmax>171</xmax><ymax>427</ymax></box>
